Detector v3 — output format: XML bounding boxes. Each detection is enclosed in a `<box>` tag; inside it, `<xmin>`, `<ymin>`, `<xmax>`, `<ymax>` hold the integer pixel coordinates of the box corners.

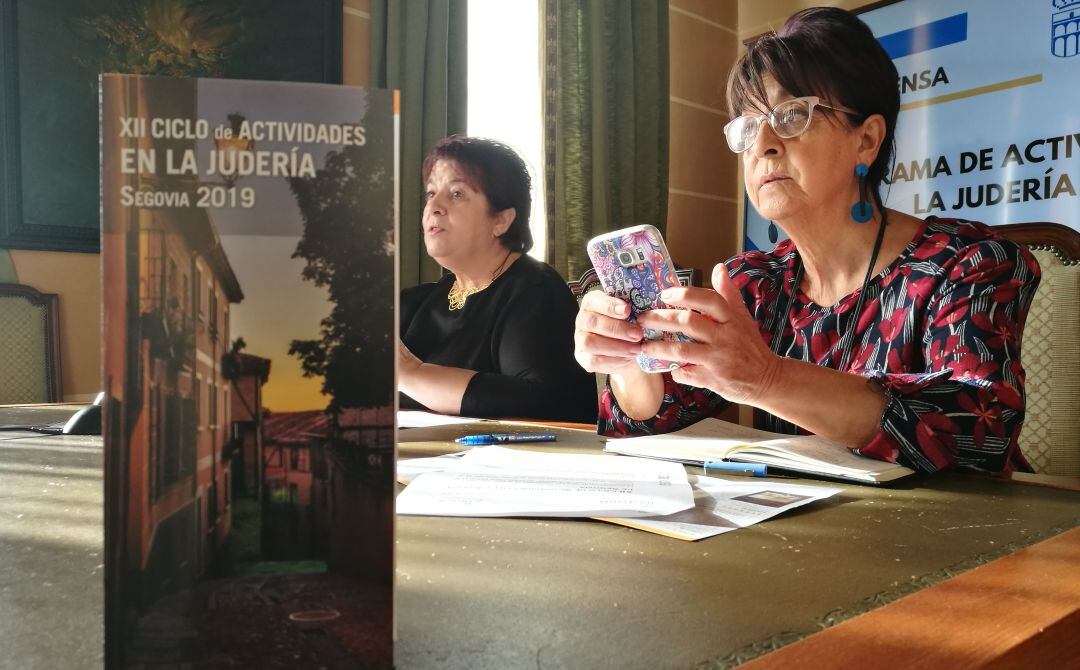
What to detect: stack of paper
<box><xmin>605</xmin><ymin>418</ymin><xmax>913</xmax><ymax>484</ymax></box>
<box><xmin>398</xmin><ymin>449</ymin><xmax>843</xmax><ymax>541</ymax></box>
<box><xmin>598</xmin><ymin>476</ymin><xmax>841</xmax><ymax>541</ymax></box>
<box><xmin>395</xmin><ymin>446</ymin><xmax>695</xmax><ymax>518</ymax></box>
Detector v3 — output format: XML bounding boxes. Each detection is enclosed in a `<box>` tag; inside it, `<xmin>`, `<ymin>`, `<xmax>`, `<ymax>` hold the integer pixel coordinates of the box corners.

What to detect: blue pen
<box><xmin>455</xmin><ymin>433</ymin><xmax>558</xmax><ymax>446</ymax></box>
<box><xmin>703</xmin><ymin>460</ymin><xmax>767</xmax><ymax>478</ymax></box>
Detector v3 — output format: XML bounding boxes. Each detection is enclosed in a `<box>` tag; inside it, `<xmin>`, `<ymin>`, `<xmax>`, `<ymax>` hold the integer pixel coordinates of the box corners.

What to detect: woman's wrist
<box><xmin>398</xmin><ymin>362</ymin><xmax>475</xmax><ymax>415</ymax></box>
<box><xmin>746</xmin><ymin>357</ymin><xmax>889</xmax><ymax>448</ymax></box>
<box><xmin>610</xmin><ymin>367</ymin><xmax>665</xmax><ymax>421</ymax></box>
<box><xmin>741</xmin><ymin>352</ymin><xmax>787</xmax><ymax>407</ymax></box>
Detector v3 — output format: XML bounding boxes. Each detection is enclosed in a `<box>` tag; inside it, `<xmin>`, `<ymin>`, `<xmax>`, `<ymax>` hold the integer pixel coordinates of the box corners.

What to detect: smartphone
<box><xmin>586</xmin><ymin>225</ymin><xmax>693</xmax><ymax>373</ymax></box>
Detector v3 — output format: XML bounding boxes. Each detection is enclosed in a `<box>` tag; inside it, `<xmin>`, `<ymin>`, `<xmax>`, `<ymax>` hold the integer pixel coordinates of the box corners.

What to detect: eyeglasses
<box><xmin>723</xmin><ymin>96</ymin><xmax>860</xmax><ymax>153</ymax></box>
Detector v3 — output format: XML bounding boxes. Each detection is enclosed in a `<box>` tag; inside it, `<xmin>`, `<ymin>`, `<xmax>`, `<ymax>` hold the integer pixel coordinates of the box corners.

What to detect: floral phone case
<box><xmin>586</xmin><ymin>225</ymin><xmax>692</xmax><ymax>373</ymax></box>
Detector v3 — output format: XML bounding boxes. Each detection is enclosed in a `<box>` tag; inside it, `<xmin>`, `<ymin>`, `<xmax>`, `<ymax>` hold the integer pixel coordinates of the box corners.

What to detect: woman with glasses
<box><xmin>573</xmin><ymin>8</ymin><xmax>1041</xmax><ymax>474</ymax></box>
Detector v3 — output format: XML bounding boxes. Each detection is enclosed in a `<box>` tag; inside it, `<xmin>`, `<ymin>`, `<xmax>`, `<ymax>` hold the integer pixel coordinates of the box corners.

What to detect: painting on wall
<box><xmin>0</xmin><ymin>0</ymin><xmax>343</xmax><ymax>253</ymax></box>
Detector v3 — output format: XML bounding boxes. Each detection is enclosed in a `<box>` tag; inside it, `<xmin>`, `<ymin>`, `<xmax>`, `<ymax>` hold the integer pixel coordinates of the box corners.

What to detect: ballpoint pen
<box><xmin>703</xmin><ymin>460</ymin><xmax>767</xmax><ymax>477</ymax></box>
<box><xmin>454</xmin><ymin>433</ymin><xmax>558</xmax><ymax>446</ymax></box>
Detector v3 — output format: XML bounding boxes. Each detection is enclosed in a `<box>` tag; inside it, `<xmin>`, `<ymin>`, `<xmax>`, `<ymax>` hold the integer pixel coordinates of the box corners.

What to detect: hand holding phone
<box><xmin>585</xmin><ymin>225</ymin><xmax>693</xmax><ymax>373</ymax></box>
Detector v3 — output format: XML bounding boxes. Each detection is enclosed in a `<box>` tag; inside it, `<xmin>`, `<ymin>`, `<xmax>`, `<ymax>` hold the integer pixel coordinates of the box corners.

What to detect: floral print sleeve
<box><xmin>856</xmin><ymin>232</ymin><xmax>1041</xmax><ymax>474</ymax></box>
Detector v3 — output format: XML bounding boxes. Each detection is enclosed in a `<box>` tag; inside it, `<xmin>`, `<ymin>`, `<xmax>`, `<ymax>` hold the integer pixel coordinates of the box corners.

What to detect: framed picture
<box><xmin>0</xmin><ymin>0</ymin><xmax>343</xmax><ymax>253</ymax></box>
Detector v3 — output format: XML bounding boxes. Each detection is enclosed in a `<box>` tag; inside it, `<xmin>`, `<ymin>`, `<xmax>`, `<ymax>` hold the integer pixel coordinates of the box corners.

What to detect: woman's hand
<box><xmin>573</xmin><ymin>291</ymin><xmax>644</xmax><ymax>375</ymax></box>
<box><xmin>574</xmin><ymin>291</ymin><xmax>665</xmax><ymax>420</ymax></box>
<box><xmin>637</xmin><ymin>263</ymin><xmax>784</xmax><ymax>405</ymax></box>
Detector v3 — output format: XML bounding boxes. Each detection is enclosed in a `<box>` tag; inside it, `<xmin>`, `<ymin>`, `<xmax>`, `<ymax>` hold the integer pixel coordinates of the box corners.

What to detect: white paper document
<box><xmin>605</xmin><ymin>418</ymin><xmax>913</xmax><ymax>484</ymax></box>
<box><xmin>395</xmin><ymin>446</ymin><xmax>695</xmax><ymax>518</ymax></box>
<box><xmin>396</xmin><ymin>452</ymin><xmax>468</xmax><ymax>483</ymax></box>
<box><xmin>398</xmin><ymin>410</ymin><xmax>486</xmax><ymax>428</ymax></box>
<box><xmin>600</xmin><ymin>475</ymin><xmax>842</xmax><ymax>541</ymax></box>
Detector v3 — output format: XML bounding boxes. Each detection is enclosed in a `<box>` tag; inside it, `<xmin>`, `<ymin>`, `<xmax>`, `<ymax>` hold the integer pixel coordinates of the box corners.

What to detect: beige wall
<box><xmin>738</xmin><ymin>0</ymin><xmax>870</xmax><ymax>42</ymax></box>
<box><xmin>9</xmin><ymin>250</ymin><xmax>101</xmax><ymax>402</ymax></box>
<box><xmin>344</xmin><ymin>0</ymin><xmax>372</xmax><ymax>87</ymax></box>
<box><xmin>665</xmin><ymin>1</ymin><xmax>741</xmax><ymax>280</ymax></box>
<box><xmin>665</xmin><ymin>1</ymin><xmax>743</xmax><ymax>425</ymax></box>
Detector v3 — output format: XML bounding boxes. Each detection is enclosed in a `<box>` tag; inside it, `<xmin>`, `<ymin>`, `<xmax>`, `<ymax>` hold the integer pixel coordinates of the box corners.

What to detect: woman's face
<box><xmin>741</xmin><ymin>79</ymin><xmax>867</xmax><ymax>225</ymax></box>
<box><xmin>422</xmin><ymin>159</ymin><xmax>512</xmax><ymax>263</ymax></box>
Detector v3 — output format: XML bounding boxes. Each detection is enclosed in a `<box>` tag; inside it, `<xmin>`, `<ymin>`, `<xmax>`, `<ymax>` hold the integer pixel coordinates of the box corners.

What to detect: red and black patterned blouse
<box><xmin>599</xmin><ymin>217</ymin><xmax>1042</xmax><ymax>474</ymax></box>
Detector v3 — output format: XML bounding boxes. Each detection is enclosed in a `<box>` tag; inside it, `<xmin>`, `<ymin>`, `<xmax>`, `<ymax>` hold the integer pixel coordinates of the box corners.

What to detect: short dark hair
<box><xmin>727</xmin><ymin>7</ymin><xmax>899</xmax><ymax>207</ymax></box>
<box><xmin>421</xmin><ymin>135</ymin><xmax>534</xmax><ymax>253</ymax></box>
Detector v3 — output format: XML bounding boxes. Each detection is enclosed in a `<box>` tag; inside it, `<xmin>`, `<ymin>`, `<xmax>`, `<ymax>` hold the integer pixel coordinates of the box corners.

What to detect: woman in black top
<box><xmin>398</xmin><ymin>136</ymin><xmax>598</xmax><ymax>423</ymax></box>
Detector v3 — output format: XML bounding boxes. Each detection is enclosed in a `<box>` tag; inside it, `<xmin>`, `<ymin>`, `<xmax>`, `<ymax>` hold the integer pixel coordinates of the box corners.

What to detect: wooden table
<box><xmin>396</xmin><ymin>423</ymin><xmax>1080</xmax><ymax>669</ymax></box>
<box><xmin>0</xmin><ymin>419</ymin><xmax>104</xmax><ymax>669</ymax></box>
<box><xmin>741</xmin><ymin>527</ymin><xmax>1080</xmax><ymax>669</ymax></box>
<box><xmin>2</xmin><ymin>410</ymin><xmax>1077</xmax><ymax>669</ymax></box>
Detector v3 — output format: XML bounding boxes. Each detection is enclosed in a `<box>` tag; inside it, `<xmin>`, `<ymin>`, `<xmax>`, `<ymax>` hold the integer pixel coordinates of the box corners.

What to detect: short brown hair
<box><xmin>421</xmin><ymin>135</ymin><xmax>533</xmax><ymax>253</ymax></box>
<box><xmin>727</xmin><ymin>8</ymin><xmax>899</xmax><ymax>207</ymax></box>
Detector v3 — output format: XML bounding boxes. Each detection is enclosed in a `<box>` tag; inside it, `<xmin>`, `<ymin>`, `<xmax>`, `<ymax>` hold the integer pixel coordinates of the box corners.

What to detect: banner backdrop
<box><xmin>745</xmin><ymin>0</ymin><xmax>1080</xmax><ymax>252</ymax></box>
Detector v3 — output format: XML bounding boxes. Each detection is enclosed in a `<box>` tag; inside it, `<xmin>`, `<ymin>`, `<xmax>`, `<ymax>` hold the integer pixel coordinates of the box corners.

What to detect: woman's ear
<box><xmin>493</xmin><ymin>208</ymin><xmax>516</xmax><ymax>237</ymax></box>
<box><xmin>857</xmin><ymin>113</ymin><xmax>887</xmax><ymax>166</ymax></box>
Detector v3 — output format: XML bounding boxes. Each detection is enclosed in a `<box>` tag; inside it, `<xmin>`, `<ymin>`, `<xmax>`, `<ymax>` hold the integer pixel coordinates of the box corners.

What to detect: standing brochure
<box><xmin>101</xmin><ymin>74</ymin><xmax>397</xmax><ymax>668</ymax></box>
<box><xmin>605</xmin><ymin>418</ymin><xmax>914</xmax><ymax>484</ymax></box>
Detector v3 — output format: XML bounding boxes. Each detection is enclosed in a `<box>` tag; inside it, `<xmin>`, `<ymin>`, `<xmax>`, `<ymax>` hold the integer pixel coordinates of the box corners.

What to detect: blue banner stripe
<box><xmin>877</xmin><ymin>13</ymin><xmax>968</xmax><ymax>59</ymax></box>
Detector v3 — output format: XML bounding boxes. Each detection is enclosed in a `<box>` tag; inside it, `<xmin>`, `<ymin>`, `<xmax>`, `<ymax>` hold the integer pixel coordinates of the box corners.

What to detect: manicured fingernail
<box><xmin>615</xmin><ymin>303</ymin><xmax>628</xmax><ymax>316</ymax></box>
<box><xmin>660</xmin><ymin>288</ymin><xmax>674</xmax><ymax>300</ymax></box>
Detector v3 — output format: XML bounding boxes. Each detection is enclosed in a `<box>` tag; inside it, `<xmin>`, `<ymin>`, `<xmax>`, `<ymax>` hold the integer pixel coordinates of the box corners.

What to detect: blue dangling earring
<box><xmin>850</xmin><ymin>163</ymin><xmax>873</xmax><ymax>223</ymax></box>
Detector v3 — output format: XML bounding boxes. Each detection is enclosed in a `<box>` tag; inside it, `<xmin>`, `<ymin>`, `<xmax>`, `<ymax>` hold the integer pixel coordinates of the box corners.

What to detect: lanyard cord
<box><xmin>770</xmin><ymin>209</ymin><xmax>889</xmax><ymax>372</ymax></box>
<box><xmin>838</xmin><ymin>210</ymin><xmax>888</xmax><ymax>370</ymax></box>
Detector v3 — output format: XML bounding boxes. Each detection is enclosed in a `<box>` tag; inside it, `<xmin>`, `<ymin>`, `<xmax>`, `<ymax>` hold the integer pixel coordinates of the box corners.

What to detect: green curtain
<box><xmin>545</xmin><ymin>0</ymin><xmax>669</xmax><ymax>280</ymax></box>
<box><xmin>370</xmin><ymin>0</ymin><xmax>468</xmax><ymax>288</ymax></box>
<box><xmin>0</xmin><ymin>249</ymin><xmax>15</xmax><ymax>282</ymax></box>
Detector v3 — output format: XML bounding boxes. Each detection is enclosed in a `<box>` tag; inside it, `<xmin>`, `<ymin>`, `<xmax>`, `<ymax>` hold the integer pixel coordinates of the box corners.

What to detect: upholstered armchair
<box><xmin>996</xmin><ymin>223</ymin><xmax>1080</xmax><ymax>477</ymax></box>
<box><xmin>0</xmin><ymin>283</ymin><xmax>62</xmax><ymax>404</ymax></box>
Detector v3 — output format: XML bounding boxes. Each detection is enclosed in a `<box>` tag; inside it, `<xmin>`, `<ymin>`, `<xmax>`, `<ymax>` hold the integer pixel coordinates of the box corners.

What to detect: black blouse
<box><xmin>400</xmin><ymin>254</ymin><xmax>598</xmax><ymax>423</ymax></box>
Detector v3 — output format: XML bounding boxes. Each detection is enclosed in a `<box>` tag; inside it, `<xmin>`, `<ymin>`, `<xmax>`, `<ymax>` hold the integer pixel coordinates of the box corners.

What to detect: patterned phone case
<box><xmin>586</xmin><ymin>225</ymin><xmax>693</xmax><ymax>373</ymax></box>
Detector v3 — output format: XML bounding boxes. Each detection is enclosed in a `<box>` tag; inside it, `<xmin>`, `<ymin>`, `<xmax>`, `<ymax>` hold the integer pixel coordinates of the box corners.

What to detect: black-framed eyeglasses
<box><xmin>723</xmin><ymin>96</ymin><xmax>860</xmax><ymax>153</ymax></box>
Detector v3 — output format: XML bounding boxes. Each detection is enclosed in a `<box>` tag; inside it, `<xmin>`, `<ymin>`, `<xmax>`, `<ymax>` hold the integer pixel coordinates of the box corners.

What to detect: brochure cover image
<box><xmin>100</xmin><ymin>74</ymin><xmax>397</xmax><ymax>668</ymax></box>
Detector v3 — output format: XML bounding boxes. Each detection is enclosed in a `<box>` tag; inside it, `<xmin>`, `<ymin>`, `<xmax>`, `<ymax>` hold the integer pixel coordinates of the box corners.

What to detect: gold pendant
<box><xmin>447</xmin><ymin>255</ymin><xmax>508</xmax><ymax>311</ymax></box>
<box><xmin>447</xmin><ymin>282</ymin><xmax>482</xmax><ymax>310</ymax></box>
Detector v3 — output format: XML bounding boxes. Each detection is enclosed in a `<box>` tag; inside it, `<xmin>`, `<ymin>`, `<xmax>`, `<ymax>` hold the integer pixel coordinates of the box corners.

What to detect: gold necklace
<box><xmin>447</xmin><ymin>281</ymin><xmax>489</xmax><ymax>310</ymax></box>
<box><xmin>447</xmin><ymin>251</ymin><xmax>513</xmax><ymax>311</ymax></box>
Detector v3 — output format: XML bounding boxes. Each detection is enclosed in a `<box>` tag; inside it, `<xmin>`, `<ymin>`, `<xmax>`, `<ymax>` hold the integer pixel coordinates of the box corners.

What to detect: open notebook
<box><xmin>604</xmin><ymin>418</ymin><xmax>914</xmax><ymax>485</ymax></box>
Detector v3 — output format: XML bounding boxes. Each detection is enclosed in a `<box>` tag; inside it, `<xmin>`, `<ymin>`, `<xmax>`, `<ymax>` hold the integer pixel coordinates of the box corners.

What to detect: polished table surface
<box><xmin>741</xmin><ymin>526</ymin><xmax>1080</xmax><ymax>669</ymax></box>
<box><xmin>0</xmin><ymin>405</ymin><xmax>105</xmax><ymax>669</ymax></box>
<box><xmin>396</xmin><ymin>423</ymin><xmax>1080</xmax><ymax>669</ymax></box>
<box><xmin>2</xmin><ymin>409</ymin><xmax>1077</xmax><ymax>669</ymax></box>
